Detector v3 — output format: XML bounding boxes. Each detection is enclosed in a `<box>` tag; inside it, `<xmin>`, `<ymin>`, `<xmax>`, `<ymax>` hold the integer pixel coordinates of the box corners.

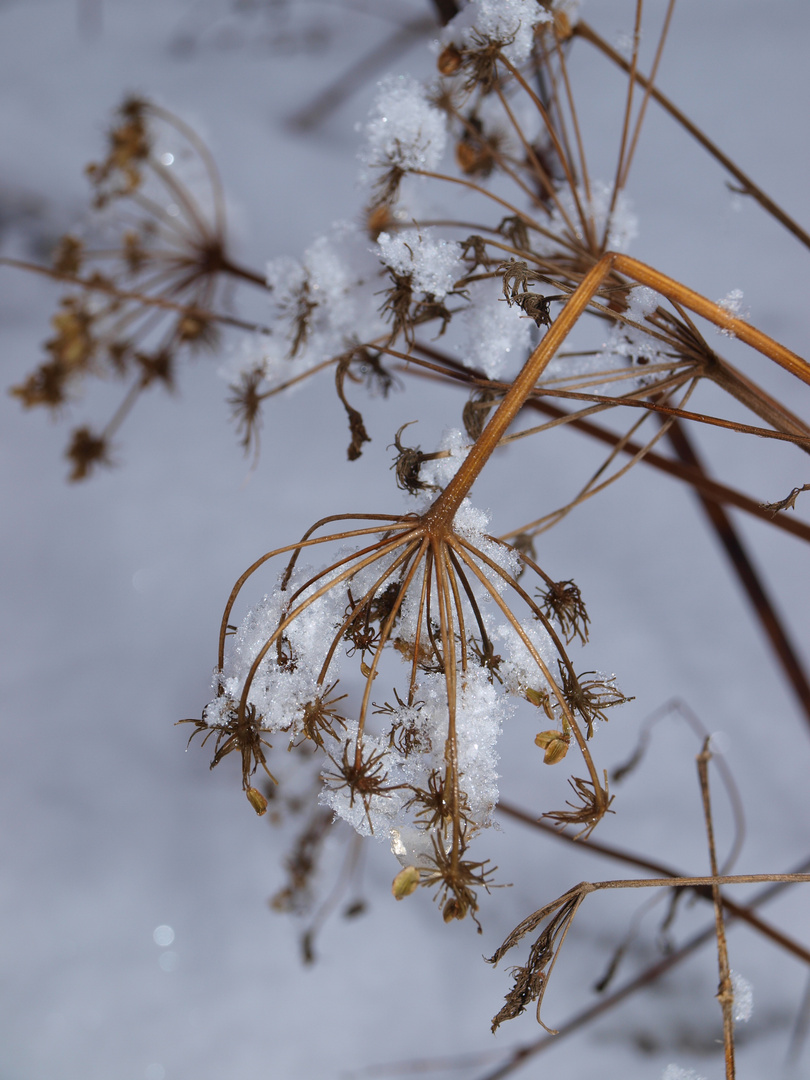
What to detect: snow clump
<box><xmin>731</xmin><ymin>970</ymin><xmax>753</xmax><ymax>1023</ymax></box>
<box><xmin>660</xmin><ymin>1067</ymin><xmax>706</xmax><ymax>1080</ymax></box>
<box><xmin>377</xmin><ymin>227</ymin><xmax>465</xmax><ymax>300</ymax></box>
<box><xmin>444</xmin><ymin>0</ymin><xmax>553</xmax><ymax>65</ymax></box>
<box><xmin>360</xmin><ymin>75</ymin><xmax>447</xmax><ymax>174</ymax></box>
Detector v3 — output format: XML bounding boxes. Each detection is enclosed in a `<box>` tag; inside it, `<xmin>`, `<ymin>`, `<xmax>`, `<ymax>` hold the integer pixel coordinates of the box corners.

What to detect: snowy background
<box><xmin>1</xmin><ymin>2</ymin><xmax>809</xmax><ymax>1079</ymax></box>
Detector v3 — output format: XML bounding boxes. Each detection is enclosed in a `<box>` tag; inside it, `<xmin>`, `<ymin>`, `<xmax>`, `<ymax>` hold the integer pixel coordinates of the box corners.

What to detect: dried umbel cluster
<box><xmin>181</xmin><ymin>0</ymin><xmax>809</xmax><ymax>941</ymax></box>
<box><xmin>185</xmin><ymin>490</ymin><xmax>629</xmax><ymax>929</ymax></box>
<box><xmin>9</xmin><ymin>0</ymin><xmax>810</xmax><ymax>1064</ymax></box>
<box><xmin>9</xmin><ymin>1</ymin><xmax>808</xmax><ymax>490</ymax></box>
<box><xmin>9</xmin><ymin>97</ymin><xmax>265</xmax><ymax>479</ymax></box>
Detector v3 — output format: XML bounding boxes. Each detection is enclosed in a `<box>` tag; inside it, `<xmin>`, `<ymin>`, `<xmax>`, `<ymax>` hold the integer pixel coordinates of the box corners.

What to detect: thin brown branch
<box><xmin>475</xmin><ymin>859</ymin><xmax>810</xmax><ymax>1080</ymax></box>
<box><xmin>697</xmin><ymin>741</ymin><xmax>736</xmax><ymax>1079</ymax></box>
<box><xmin>496</xmin><ymin>800</ymin><xmax>810</xmax><ymax>967</ymax></box>
<box><xmin>666</xmin><ymin>421</ymin><xmax>810</xmax><ymax>729</ymax></box>
<box><xmin>574</xmin><ymin>19</ymin><xmax>810</xmax><ymax>250</ymax></box>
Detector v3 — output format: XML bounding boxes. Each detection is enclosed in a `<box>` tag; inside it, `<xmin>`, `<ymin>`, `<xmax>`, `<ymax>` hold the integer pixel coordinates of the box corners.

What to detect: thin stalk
<box><xmin>619</xmin><ymin>0</ymin><xmax>678</xmax><ymax>189</ymax></box>
<box><xmin>575</xmin><ymin>19</ymin><xmax>810</xmax><ymax>250</ymax></box>
<box><xmin>476</xmin><ymin>859</ymin><xmax>810</xmax><ymax>1080</ymax></box>
<box><xmin>603</xmin><ymin>0</ymin><xmax>643</xmax><ymax>249</ymax></box>
<box><xmin>697</xmin><ymin>741</ymin><xmax>736</xmax><ymax>1080</ymax></box>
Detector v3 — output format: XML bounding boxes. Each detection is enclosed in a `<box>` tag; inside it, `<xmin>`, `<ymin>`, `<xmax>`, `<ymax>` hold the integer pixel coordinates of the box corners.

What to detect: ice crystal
<box><xmin>731</xmin><ymin>969</ymin><xmax>753</xmax><ymax>1023</ymax></box>
<box><xmin>457</xmin><ymin>278</ymin><xmax>533</xmax><ymax>380</ymax></box>
<box><xmin>445</xmin><ymin>0</ymin><xmax>553</xmax><ymax>65</ymax></box>
<box><xmin>360</xmin><ymin>75</ymin><xmax>447</xmax><ymax>173</ymax></box>
<box><xmin>715</xmin><ymin>288</ymin><xmax>749</xmax><ymax>337</ymax></box>
<box><xmin>377</xmin><ymin>228</ymin><xmax>465</xmax><ymax>300</ymax></box>
<box><xmin>660</xmin><ymin>1067</ymin><xmax>706</xmax><ymax>1080</ymax></box>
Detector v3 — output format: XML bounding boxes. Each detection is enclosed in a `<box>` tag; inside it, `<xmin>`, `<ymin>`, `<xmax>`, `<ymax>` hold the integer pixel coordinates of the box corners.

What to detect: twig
<box><xmin>475</xmin><ymin>860</ymin><xmax>810</xmax><ymax>1080</ymax></box>
<box><xmin>697</xmin><ymin>739</ymin><xmax>736</xmax><ymax>1079</ymax></box>
<box><xmin>666</xmin><ymin>422</ymin><xmax>810</xmax><ymax>729</ymax></box>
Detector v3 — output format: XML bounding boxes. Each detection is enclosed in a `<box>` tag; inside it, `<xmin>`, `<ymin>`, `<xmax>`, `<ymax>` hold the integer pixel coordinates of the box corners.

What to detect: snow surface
<box><xmin>2</xmin><ymin>2</ymin><xmax>810</xmax><ymax>1080</ymax></box>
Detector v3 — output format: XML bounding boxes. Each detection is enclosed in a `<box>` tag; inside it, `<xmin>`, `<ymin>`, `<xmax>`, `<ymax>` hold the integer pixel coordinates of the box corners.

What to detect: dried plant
<box><xmin>7</xmin><ymin>0</ymin><xmax>810</xmax><ymax>1077</ymax></box>
<box><xmin>6</xmin><ymin>96</ymin><xmax>267</xmax><ymax>478</ymax></box>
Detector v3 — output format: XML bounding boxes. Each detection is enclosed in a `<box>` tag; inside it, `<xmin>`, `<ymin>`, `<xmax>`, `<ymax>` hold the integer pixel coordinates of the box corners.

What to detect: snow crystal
<box><xmin>495</xmin><ymin>616</ymin><xmax>557</xmax><ymax>698</ymax></box>
<box><xmin>731</xmin><ymin>970</ymin><xmax>753</xmax><ymax>1023</ymax></box>
<box><xmin>377</xmin><ymin>227</ymin><xmax>464</xmax><ymax>299</ymax></box>
<box><xmin>390</xmin><ymin>826</ymin><xmax>449</xmax><ymax>869</ymax></box>
<box><xmin>252</xmin><ymin>222</ymin><xmax>384</xmax><ymax>387</ymax></box>
<box><xmin>418</xmin><ymin>427</ymin><xmax>470</xmax><ymax>493</ymax></box>
<box><xmin>457</xmin><ymin>278</ymin><xmax>532</xmax><ymax>379</ymax></box>
<box><xmin>360</xmin><ymin>75</ymin><xmax>447</xmax><ymax>174</ymax></box>
<box><xmin>594</xmin><ymin>285</ymin><xmax>667</xmax><ymax>381</ymax></box>
<box><xmin>444</xmin><ymin>0</ymin><xmax>552</xmax><ymax>65</ymax></box>
<box><xmin>627</xmin><ymin>286</ymin><xmax>663</xmax><ymax>319</ymax></box>
<box><xmin>453</xmin><ymin>499</ymin><xmax>492</xmax><ymax>543</ymax></box>
<box><xmin>715</xmin><ymin>288</ymin><xmax>749</xmax><ymax>337</ymax></box>
<box><xmin>660</xmin><ymin>1067</ymin><xmax>706</xmax><ymax>1080</ymax></box>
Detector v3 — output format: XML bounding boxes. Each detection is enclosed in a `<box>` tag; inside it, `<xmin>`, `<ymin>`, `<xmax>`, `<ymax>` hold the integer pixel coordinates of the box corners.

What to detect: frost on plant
<box><xmin>730</xmin><ymin>970</ymin><xmax>753</xmax><ymax>1023</ymax></box>
<box><xmin>187</xmin><ymin>470</ymin><xmax>623</xmax><ymax>928</ymax></box>
<box><xmin>660</xmin><ymin>1067</ymin><xmax>706</xmax><ymax>1080</ymax></box>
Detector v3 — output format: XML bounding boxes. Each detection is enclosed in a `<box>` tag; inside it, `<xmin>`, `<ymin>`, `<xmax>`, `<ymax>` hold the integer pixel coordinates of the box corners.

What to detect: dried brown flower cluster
<box><xmin>9</xmin><ymin>97</ymin><xmax>267</xmax><ymax>479</ymax></box>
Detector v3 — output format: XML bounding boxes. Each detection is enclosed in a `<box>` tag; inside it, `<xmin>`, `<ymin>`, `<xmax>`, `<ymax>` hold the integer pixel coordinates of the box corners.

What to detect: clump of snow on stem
<box><xmin>319</xmin><ymin>723</ymin><xmax>406</xmax><ymax>838</ymax></box>
<box><xmin>715</xmin><ymin>288</ymin><xmax>749</xmax><ymax>337</ymax></box>
<box><xmin>453</xmin><ymin>500</ymin><xmax>522</xmax><ymax>589</ymax></box>
<box><xmin>549</xmin><ymin>179</ymin><xmax>638</xmax><ymax>253</ymax></box>
<box><xmin>418</xmin><ymin>427</ymin><xmax>470</xmax><ymax>493</ymax></box>
<box><xmin>598</xmin><ymin>285</ymin><xmax>667</xmax><ymax>373</ymax></box>
<box><xmin>360</xmin><ymin>75</ymin><xmax>447</xmax><ymax>174</ymax></box>
<box><xmin>255</xmin><ymin>223</ymin><xmax>383</xmax><ymax>386</ymax></box>
<box><xmin>457</xmin><ymin>278</ymin><xmax>533</xmax><ymax>379</ymax></box>
<box><xmin>495</xmin><ymin>616</ymin><xmax>557</xmax><ymax>699</ymax></box>
<box><xmin>213</xmin><ymin>566</ymin><xmax>346</xmax><ymax>739</ymax></box>
<box><xmin>377</xmin><ymin>227</ymin><xmax>465</xmax><ymax>300</ymax></box>
<box><xmin>444</xmin><ymin>0</ymin><xmax>552</xmax><ymax>64</ymax></box>
<box><xmin>731</xmin><ymin>970</ymin><xmax>753</xmax><ymax>1023</ymax></box>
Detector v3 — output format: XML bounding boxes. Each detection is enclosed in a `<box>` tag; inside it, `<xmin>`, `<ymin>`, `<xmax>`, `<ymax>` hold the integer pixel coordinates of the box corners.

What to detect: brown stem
<box><xmin>574</xmin><ymin>20</ymin><xmax>810</xmax><ymax>251</ymax></box>
<box><xmin>697</xmin><ymin>741</ymin><xmax>736</xmax><ymax>1080</ymax></box>
<box><xmin>475</xmin><ymin>862</ymin><xmax>810</xmax><ymax>1080</ymax></box>
<box><xmin>401</xmin><ymin>341</ymin><xmax>810</xmax><ymax>544</ymax></box>
<box><xmin>425</xmin><ymin>252</ymin><xmax>809</xmax><ymax>529</ymax></box>
<box><xmin>497</xmin><ymin>801</ymin><xmax>810</xmax><ymax>966</ymax></box>
<box><xmin>0</xmin><ymin>257</ymin><xmax>272</xmax><ymax>334</ymax></box>
<box><xmin>666</xmin><ymin>421</ymin><xmax>810</xmax><ymax>729</ymax></box>
<box><xmin>217</xmin><ymin>256</ymin><xmax>269</xmax><ymax>289</ymax></box>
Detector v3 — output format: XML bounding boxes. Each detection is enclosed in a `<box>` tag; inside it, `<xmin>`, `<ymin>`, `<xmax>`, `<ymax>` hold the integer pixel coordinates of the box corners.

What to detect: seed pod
<box><xmin>437</xmin><ymin>43</ymin><xmax>462</xmax><ymax>76</ymax></box>
<box><xmin>534</xmin><ymin>730</ymin><xmax>571</xmax><ymax>765</ymax></box>
<box><xmin>455</xmin><ymin>139</ymin><xmax>495</xmax><ymax>178</ymax></box>
<box><xmin>246</xmin><ymin>786</ymin><xmax>268</xmax><ymax>815</ymax></box>
<box><xmin>443</xmin><ymin>896</ymin><xmax>468</xmax><ymax>922</ymax></box>
<box><xmin>525</xmin><ymin>686</ymin><xmax>553</xmax><ymax>719</ymax></box>
<box><xmin>554</xmin><ymin>11</ymin><xmax>574</xmax><ymax>42</ymax></box>
<box><xmin>392</xmin><ymin>865</ymin><xmax>421</xmax><ymax>900</ymax></box>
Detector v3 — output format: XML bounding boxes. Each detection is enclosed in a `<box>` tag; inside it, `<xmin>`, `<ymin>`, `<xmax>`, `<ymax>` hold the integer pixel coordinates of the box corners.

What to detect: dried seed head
<box><xmin>52</xmin><ymin>235</ymin><xmax>84</xmax><ymax>276</ymax></box>
<box><xmin>65</xmin><ymin>426</ymin><xmax>111</xmax><ymax>482</ymax></box>
<box><xmin>534</xmin><ymin>730</ymin><xmax>570</xmax><ymax>765</ymax></box>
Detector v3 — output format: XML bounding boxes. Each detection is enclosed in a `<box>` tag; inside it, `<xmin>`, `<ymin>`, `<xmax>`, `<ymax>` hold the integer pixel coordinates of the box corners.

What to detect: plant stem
<box><xmin>426</xmin><ymin>253</ymin><xmax>809</xmax><ymax>528</ymax></box>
